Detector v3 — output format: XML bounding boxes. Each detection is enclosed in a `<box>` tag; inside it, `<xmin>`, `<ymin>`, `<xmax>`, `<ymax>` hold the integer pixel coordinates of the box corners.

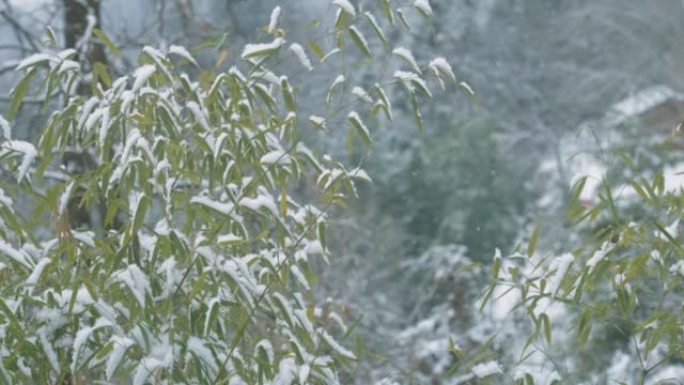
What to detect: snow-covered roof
<box><xmin>603</xmin><ymin>85</ymin><xmax>684</xmax><ymax>128</ymax></box>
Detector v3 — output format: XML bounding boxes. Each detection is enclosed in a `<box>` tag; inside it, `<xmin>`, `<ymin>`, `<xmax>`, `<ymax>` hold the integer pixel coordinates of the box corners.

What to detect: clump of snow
<box><xmin>460</xmin><ymin>81</ymin><xmax>475</xmax><ymax>95</ymax></box>
<box><xmin>261</xmin><ymin>150</ymin><xmax>293</xmax><ymax>166</ymax></box>
<box><xmin>0</xmin><ymin>115</ymin><xmax>11</xmax><ymax>140</ymax></box>
<box><xmin>304</xmin><ymin>239</ymin><xmax>325</xmax><ymax>257</ymax></box>
<box><xmin>58</xmin><ymin>181</ymin><xmax>75</xmax><ymax>216</ymax></box>
<box><xmin>187</xmin><ymin>101</ymin><xmax>210</xmax><ymax>131</ymax></box>
<box><xmin>240</xmin><ymin>193</ymin><xmax>279</xmax><ymax>217</ymax></box>
<box><xmin>15</xmin><ymin>53</ymin><xmax>51</xmax><ymax>71</ymax></box>
<box><xmin>289</xmin><ymin>43</ymin><xmax>313</xmax><ymax>71</ymax></box>
<box><xmin>471</xmin><ymin>361</ymin><xmax>502</xmax><ymax>378</ymax></box>
<box><xmin>333</xmin><ymin>0</ymin><xmax>356</xmax><ymax>17</ymax></box>
<box><xmin>586</xmin><ymin>242</ymin><xmax>611</xmax><ymax>272</ymax></box>
<box><xmin>309</xmin><ymin>115</ymin><xmax>327</xmax><ymax>130</ymax></box>
<box><xmin>352</xmin><ymin>87</ymin><xmax>372</xmax><ymax>103</ymax></box>
<box><xmin>112</xmin><ymin>264</ymin><xmax>150</xmax><ymax>307</ymax></box>
<box><xmin>25</xmin><ymin>257</ymin><xmax>51</xmax><ymax>287</ymax></box>
<box><xmin>546</xmin><ymin>253</ymin><xmax>574</xmax><ymax>295</ymax></box>
<box><xmin>132</xmin><ymin>64</ymin><xmax>156</xmax><ymax>92</ymax></box>
<box><xmin>218</xmin><ymin>234</ymin><xmax>243</xmax><ymax>244</ymax></box>
<box><xmin>169</xmin><ymin>45</ymin><xmax>198</xmax><ymax>66</ymax></box>
<box><xmin>605</xmin><ymin>85</ymin><xmax>682</xmax><ymax>127</ymax></box>
<box><xmin>267</xmin><ymin>6</ymin><xmax>282</xmax><ymax>33</ymax></box>
<box><xmin>414</xmin><ymin>0</ymin><xmax>433</xmax><ymax>16</ymax></box>
<box><xmin>38</xmin><ymin>330</ymin><xmax>60</xmax><ymax>373</ymax></box>
<box><xmin>321</xmin><ymin>48</ymin><xmax>341</xmax><ymax>63</ymax></box>
<box><xmin>273</xmin><ymin>357</ymin><xmax>297</xmax><ymax>385</ymax></box>
<box><xmin>0</xmin><ymin>188</ymin><xmax>13</xmax><ymax>207</ymax></box>
<box><xmin>0</xmin><ymin>239</ymin><xmax>31</xmax><ymax>269</ymax></box>
<box><xmin>132</xmin><ymin>342</ymin><xmax>173</xmax><ymax>385</ymax></box>
<box><xmin>319</xmin><ymin>328</ymin><xmax>356</xmax><ymax>360</ymax></box>
<box><xmin>106</xmin><ymin>336</ymin><xmax>134</xmax><ymax>380</ymax></box>
<box><xmin>187</xmin><ymin>337</ymin><xmax>219</xmax><ymax>374</ymax></box>
<box><xmin>669</xmin><ymin>260</ymin><xmax>684</xmax><ymax>276</ymax></box>
<box><xmin>71</xmin><ymin>318</ymin><xmax>113</xmax><ymax>372</ymax></box>
<box><xmin>241</xmin><ymin>38</ymin><xmax>285</xmax><ymax>59</ymax></box>
<box><xmin>57</xmin><ymin>59</ymin><xmax>80</xmax><ymax>74</ymax></box>
<box><xmin>190</xmin><ymin>195</ymin><xmax>235</xmax><ymax>216</ymax></box>
<box><xmin>1</xmin><ymin>140</ymin><xmax>37</xmax><ymax>182</ymax></box>
<box><xmin>428</xmin><ymin>57</ymin><xmax>456</xmax><ymax>81</ymax></box>
<box><xmin>393</xmin><ymin>47</ymin><xmax>422</xmax><ymax>74</ymax></box>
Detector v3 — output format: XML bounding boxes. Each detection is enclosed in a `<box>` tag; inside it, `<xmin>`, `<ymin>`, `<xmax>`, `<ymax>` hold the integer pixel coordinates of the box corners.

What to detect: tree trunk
<box><xmin>64</xmin><ymin>0</ymin><xmax>106</xmax><ymax>94</ymax></box>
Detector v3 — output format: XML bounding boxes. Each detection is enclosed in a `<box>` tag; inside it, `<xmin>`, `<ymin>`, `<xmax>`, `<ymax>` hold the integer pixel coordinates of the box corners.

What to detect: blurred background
<box><xmin>3</xmin><ymin>1</ymin><xmax>684</xmax><ymax>383</ymax></box>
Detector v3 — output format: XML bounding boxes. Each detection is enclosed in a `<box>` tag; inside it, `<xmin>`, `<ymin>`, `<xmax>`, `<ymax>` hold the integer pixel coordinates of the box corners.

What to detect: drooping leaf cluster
<box><xmin>0</xmin><ymin>1</ymin><xmax>459</xmax><ymax>384</ymax></box>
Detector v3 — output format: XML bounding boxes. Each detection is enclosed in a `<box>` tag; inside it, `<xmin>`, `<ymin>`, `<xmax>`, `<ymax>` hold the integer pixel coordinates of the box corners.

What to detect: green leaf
<box><xmin>653</xmin><ymin>172</ymin><xmax>665</xmax><ymax>195</ymax></box>
<box><xmin>380</xmin><ymin>0</ymin><xmax>394</xmax><ymax>24</ymax></box>
<box><xmin>327</xmin><ymin>75</ymin><xmax>345</xmax><ymax>106</ymax></box>
<box><xmin>131</xmin><ymin>195</ymin><xmax>150</xmax><ymax>233</ymax></box>
<box><xmin>93</xmin><ymin>62</ymin><xmax>111</xmax><ymax>88</ymax></box>
<box><xmin>373</xmin><ymin>84</ymin><xmax>393</xmax><ymax>120</ymax></box>
<box><xmin>364</xmin><ymin>12</ymin><xmax>389</xmax><ymax>50</ymax></box>
<box><xmin>8</xmin><ymin>67</ymin><xmax>37</xmax><ymax>121</ymax></box>
<box><xmin>204</xmin><ymin>299</ymin><xmax>220</xmax><ymax>337</ymax></box>
<box><xmin>540</xmin><ymin>313</ymin><xmax>552</xmax><ymax>344</ymax></box>
<box><xmin>653</xmin><ymin>221</ymin><xmax>684</xmax><ymax>256</ymax></box>
<box><xmin>308</xmin><ymin>40</ymin><xmax>325</xmax><ymax>59</ymax></box>
<box><xmin>569</xmin><ymin>176</ymin><xmax>587</xmax><ymax>208</ymax></box>
<box><xmin>410</xmin><ymin>96</ymin><xmax>424</xmax><ymax>134</ymax></box>
<box><xmin>527</xmin><ymin>223</ymin><xmax>540</xmax><ymax>257</ymax></box>
<box><xmin>479</xmin><ymin>284</ymin><xmax>495</xmax><ymax>311</ymax></box>
<box><xmin>0</xmin><ymin>297</ymin><xmax>25</xmax><ymax>339</ymax></box>
<box><xmin>93</xmin><ymin>28</ymin><xmax>122</xmax><ymax>58</ymax></box>
<box><xmin>318</xmin><ymin>222</ymin><xmax>327</xmax><ymax>251</ymax></box>
<box><xmin>397</xmin><ymin>9</ymin><xmax>411</xmax><ymax>30</ymax></box>
<box><xmin>577</xmin><ymin>309</ymin><xmax>591</xmax><ymax>345</ymax></box>
<box><xmin>491</xmin><ymin>255</ymin><xmax>501</xmax><ymax>279</ymax></box>
<box><xmin>280</xmin><ymin>77</ymin><xmax>296</xmax><ymax>112</ymax></box>
<box><xmin>280</xmin><ymin>185</ymin><xmax>288</xmax><ymax>217</ymax></box>
<box><xmin>347</xmin><ymin>124</ymin><xmax>355</xmax><ymax>156</ymax></box>
<box><xmin>252</xmin><ymin>83</ymin><xmax>277</xmax><ymax>113</ymax></box>
<box><xmin>601</xmin><ymin>177</ymin><xmax>620</xmax><ymax>224</ymax></box>
<box><xmin>629</xmin><ymin>181</ymin><xmax>652</xmax><ymax>205</ymax></box>
<box><xmin>44</xmin><ymin>26</ymin><xmax>58</xmax><ymax>47</ymax></box>
<box><xmin>348</xmin><ymin>26</ymin><xmax>372</xmax><ymax>57</ymax></box>
<box><xmin>347</xmin><ymin>112</ymin><xmax>373</xmax><ymax>147</ymax></box>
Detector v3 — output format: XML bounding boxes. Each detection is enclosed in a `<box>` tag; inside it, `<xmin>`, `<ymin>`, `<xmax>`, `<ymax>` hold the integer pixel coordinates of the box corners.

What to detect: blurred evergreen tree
<box><xmin>377</xmin><ymin>118</ymin><xmax>535</xmax><ymax>261</ymax></box>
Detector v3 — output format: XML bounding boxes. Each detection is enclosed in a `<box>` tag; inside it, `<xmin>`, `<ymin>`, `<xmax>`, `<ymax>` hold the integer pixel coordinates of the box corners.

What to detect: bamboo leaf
<box><xmin>528</xmin><ymin>223</ymin><xmax>540</xmax><ymax>257</ymax></box>
<box><xmin>348</xmin><ymin>26</ymin><xmax>372</xmax><ymax>57</ymax></box>
<box><xmin>8</xmin><ymin>68</ymin><xmax>37</xmax><ymax>121</ymax></box>
<box><xmin>93</xmin><ymin>28</ymin><xmax>122</xmax><ymax>58</ymax></box>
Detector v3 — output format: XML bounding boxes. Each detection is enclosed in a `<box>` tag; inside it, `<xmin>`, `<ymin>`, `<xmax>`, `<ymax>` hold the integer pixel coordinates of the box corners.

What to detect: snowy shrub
<box><xmin>0</xmin><ymin>1</ymin><xmax>461</xmax><ymax>384</ymax></box>
<box><xmin>478</xmin><ymin>167</ymin><xmax>684</xmax><ymax>384</ymax></box>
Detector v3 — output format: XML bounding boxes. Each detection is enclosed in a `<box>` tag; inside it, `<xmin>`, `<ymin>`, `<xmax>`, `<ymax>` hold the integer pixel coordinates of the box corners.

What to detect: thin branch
<box><xmin>0</xmin><ymin>9</ymin><xmax>40</xmax><ymax>52</ymax></box>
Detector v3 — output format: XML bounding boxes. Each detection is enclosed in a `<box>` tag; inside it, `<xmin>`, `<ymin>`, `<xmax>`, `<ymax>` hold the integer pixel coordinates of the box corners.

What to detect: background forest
<box><xmin>2</xmin><ymin>1</ymin><xmax>684</xmax><ymax>384</ymax></box>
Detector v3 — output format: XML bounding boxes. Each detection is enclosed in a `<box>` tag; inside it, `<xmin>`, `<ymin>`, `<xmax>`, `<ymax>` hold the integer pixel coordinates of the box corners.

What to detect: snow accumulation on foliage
<box><xmin>0</xmin><ymin>1</ymin><xmax>464</xmax><ymax>384</ymax></box>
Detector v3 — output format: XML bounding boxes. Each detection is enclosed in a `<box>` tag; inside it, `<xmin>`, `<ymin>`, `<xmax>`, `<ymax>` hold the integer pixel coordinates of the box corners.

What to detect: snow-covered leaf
<box><xmin>414</xmin><ymin>0</ymin><xmax>433</xmax><ymax>17</ymax></box>
<box><xmin>169</xmin><ymin>45</ymin><xmax>198</xmax><ymax>66</ymax></box>
<box><xmin>332</xmin><ymin>0</ymin><xmax>356</xmax><ymax>17</ymax></box>
<box><xmin>393</xmin><ymin>47</ymin><xmax>421</xmax><ymax>74</ymax></box>
<box><xmin>289</xmin><ymin>43</ymin><xmax>313</xmax><ymax>71</ymax></box>
<box><xmin>267</xmin><ymin>6</ymin><xmax>282</xmax><ymax>33</ymax></box>
<box><xmin>349</xmin><ymin>26</ymin><xmax>372</xmax><ymax>56</ymax></box>
<box><xmin>241</xmin><ymin>38</ymin><xmax>286</xmax><ymax>59</ymax></box>
<box><xmin>348</xmin><ymin>111</ymin><xmax>373</xmax><ymax>147</ymax></box>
